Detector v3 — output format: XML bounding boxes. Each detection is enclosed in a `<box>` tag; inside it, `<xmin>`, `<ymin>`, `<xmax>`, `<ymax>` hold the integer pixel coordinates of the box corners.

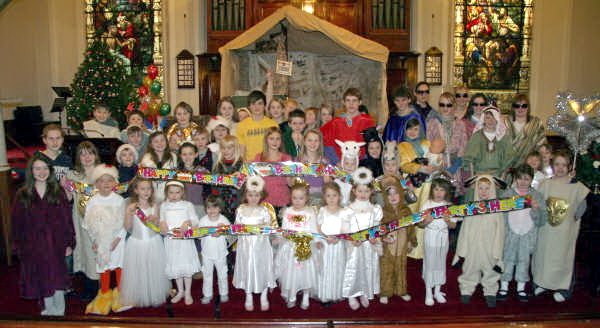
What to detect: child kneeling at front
<box><xmin>198</xmin><ymin>195</ymin><xmax>231</xmax><ymax>304</ymax></box>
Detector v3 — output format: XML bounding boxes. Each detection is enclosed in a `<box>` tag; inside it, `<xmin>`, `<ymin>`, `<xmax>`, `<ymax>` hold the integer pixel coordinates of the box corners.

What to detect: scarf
<box><xmin>406</xmin><ymin>137</ymin><xmax>425</xmax><ymax>158</ymax></box>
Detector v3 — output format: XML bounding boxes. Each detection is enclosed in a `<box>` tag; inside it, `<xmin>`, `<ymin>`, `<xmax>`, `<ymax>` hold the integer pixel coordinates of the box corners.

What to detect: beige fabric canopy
<box><xmin>219</xmin><ymin>5</ymin><xmax>390</xmax><ymax>124</ymax></box>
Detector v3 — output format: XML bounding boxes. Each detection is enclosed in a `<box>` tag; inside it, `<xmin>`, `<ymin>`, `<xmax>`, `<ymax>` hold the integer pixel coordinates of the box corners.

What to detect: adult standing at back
<box><xmin>321</xmin><ymin>88</ymin><xmax>375</xmax><ymax>164</ymax></box>
<box><xmin>236</xmin><ymin>90</ymin><xmax>279</xmax><ymax>161</ymax></box>
<box><xmin>412</xmin><ymin>82</ymin><xmax>440</xmax><ymax>130</ymax></box>
<box><xmin>504</xmin><ymin>94</ymin><xmax>546</xmax><ymax>164</ymax></box>
<box><xmin>383</xmin><ymin>87</ymin><xmax>426</xmax><ymax>143</ymax></box>
<box><xmin>426</xmin><ymin>92</ymin><xmax>469</xmax><ymax>196</ymax></box>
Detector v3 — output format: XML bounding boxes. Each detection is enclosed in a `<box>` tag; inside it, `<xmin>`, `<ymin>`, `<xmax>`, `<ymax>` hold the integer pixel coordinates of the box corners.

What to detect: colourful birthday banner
<box><xmin>137</xmin><ymin>167</ymin><xmax>246</xmax><ymax>189</ymax></box>
<box><xmin>165</xmin><ymin>195</ymin><xmax>531</xmax><ymax>241</ymax></box>
<box><xmin>135</xmin><ymin>208</ymin><xmax>161</xmax><ymax>233</ymax></box>
<box><xmin>65</xmin><ymin>180</ymin><xmax>129</xmax><ymax>196</ymax></box>
<box><xmin>243</xmin><ymin>162</ymin><xmax>351</xmax><ymax>182</ymax></box>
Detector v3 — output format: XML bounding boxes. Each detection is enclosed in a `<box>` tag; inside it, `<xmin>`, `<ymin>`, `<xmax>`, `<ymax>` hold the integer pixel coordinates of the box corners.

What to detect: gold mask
<box><xmin>546</xmin><ymin>197</ymin><xmax>569</xmax><ymax>227</ymax></box>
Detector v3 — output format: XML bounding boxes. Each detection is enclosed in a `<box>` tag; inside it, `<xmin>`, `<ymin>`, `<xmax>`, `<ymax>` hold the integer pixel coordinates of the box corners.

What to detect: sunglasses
<box><xmin>416</xmin><ymin>90</ymin><xmax>430</xmax><ymax>95</ymax></box>
<box><xmin>513</xmin><ymin>103</ymin><xmax>529</xmax><ymax>109</ymax></box>
<box><xmin>473</xmin><ymin>102</ymin><xmax>487</xmax><ymax>107</ymax></box>
<box><xmin>455</xmin><ymin>93</ymin><xmax>469</xmax><ymax>98</ymax></box>
<box><xmin>438</xmin><ymin>103</ymin><xmax>454</xmax><ymax>108</ymax></box>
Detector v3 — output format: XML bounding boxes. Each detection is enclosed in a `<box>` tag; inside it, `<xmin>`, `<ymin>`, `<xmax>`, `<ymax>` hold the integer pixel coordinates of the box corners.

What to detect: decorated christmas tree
<box><xmin>576</xmin><ymin>140</ymin><xmax>600</xmax><ymax>193</ymax></box>
<box><xmin>66</xmin><ymin>41</ymin><xmax>135</xmax><ymax>130</ymax></box>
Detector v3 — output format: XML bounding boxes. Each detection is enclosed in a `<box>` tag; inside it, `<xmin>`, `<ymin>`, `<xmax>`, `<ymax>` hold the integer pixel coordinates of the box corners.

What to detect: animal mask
<box><xmin>335</xmin><ymin>139</ymin><xmax>365</xmax><ymax>160</ymax></box>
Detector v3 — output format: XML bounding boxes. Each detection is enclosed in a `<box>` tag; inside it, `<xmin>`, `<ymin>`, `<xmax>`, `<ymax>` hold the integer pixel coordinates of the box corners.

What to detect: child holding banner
<box><xmin>275</xmin><ymin>181</ymin><xmax>320</xmax><ymax>310</ymax></box>
<box><xmin>316</xmin><ymin>182</ymin><xmax>353</xmax><ymax>304</ymax></box>
<box><xmin>453</xmin><ymin>175</ymin><xmax>505</xmax><ymax>308</ymax></box>
<box><xmin>379</xmin><ymin>175</ymin><xmax>416</xmax><ymax>305</ymax></box>
<box><xmin>498</xmin><ymin>164</ymin><xmax>546</xmax><ymax>302</ymax></box>
<box><xmin>343</xmin><ymin>168</ymin><xmax>383</xmax><ymax>310</ymax></box>
<box><xmin>160</xmin><ymin>181</ymin><xmax>201</xmax><ymax>305</ymax></box>
<box><xmin>139</xmin><ymin>132</ymin><xmax>178</xmax><ymax>203</ymax></box>
<box><xmin>211</xmin><ymin>135</ymin><xmax>244</xmax><ymax>222</ymax></box>
<box><xmin>121</xmin><ymin>178</ymin><xmax>170</xmax><ymax>308</ymax></box>
<box><xmin>198</xmin><ymin>196</ymin><xmax>231</xmax><ymax>304</ymax></box>
<box><xmin>420</xmin><ymin>177</ymin><xmax>457</xmax><ymax>306</ymax></box>
<box><xmin>233</xmin><ymin>176</ymin><xmax>278</xmax><ymax>312</ymax></box>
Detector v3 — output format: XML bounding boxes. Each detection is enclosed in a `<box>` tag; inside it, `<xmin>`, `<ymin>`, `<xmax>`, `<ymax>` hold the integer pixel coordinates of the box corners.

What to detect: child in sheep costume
<box><xmin>83</xmin><ymin>164</ymin><xmax>131</xmax><ymax>315</ymax></box>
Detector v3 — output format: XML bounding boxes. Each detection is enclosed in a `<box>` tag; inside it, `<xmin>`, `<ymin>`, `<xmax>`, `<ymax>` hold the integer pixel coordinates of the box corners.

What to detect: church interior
<box><xmin>0</xmin><ymin>0</ymin><xmax>599</xmax><ymax>327</ymax></box>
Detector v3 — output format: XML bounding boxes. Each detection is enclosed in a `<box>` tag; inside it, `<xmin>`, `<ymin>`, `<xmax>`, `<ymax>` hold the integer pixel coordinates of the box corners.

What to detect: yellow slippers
<box><xmin>111</xmin><ymin>288</ymin><xmax>134</xmax><ymax>313</ymax></box>
<box><xmin>85</xmin><ymin>290</ymin><xmax>112</xmax><ymax>315</ymax></box>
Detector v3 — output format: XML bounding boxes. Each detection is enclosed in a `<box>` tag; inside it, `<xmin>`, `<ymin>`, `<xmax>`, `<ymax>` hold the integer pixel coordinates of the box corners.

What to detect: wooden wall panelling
<box><xmin>364</xmin><ymin>0</ymin><xmax>410</xmax><ymax>52</ymax></box>
<box><xmin>197</xmin><ymin>54</ymin><xmax>222</xmax><ymax>115</ymax></box>
<box><xmin>207</xmin><ymin>0</ymin><xmax>252</xmax><ymax>53</ymax></box>
<box><xmin>326</xmin><ymin>0</ymin><xmax>362</xmax><ymax>34</ymax></box>
<box><xmin>252</xmin><ymin>0</ymin><xmax>290</xmax><ymax>24</ymax></box>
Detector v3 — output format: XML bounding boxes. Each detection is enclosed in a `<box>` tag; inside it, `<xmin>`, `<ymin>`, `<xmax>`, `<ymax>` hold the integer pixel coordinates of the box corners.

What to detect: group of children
<box><xmin>10</xmin><ymin>87</ymin><xmax>589</xmax><ymax>317</ymax></box>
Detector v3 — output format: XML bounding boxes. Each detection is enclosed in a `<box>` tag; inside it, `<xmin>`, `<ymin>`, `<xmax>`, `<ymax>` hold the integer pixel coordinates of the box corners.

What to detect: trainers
<box><xmin>485</xmin><ymin>296</ymin><xmax>496</xmax><ymax>308</ymax></box>
<box><xmin>244</xmin><ymin>298</ymin><xmax>254</xmax><ymax>312</ymax></box>
<box><xmin>379</xmin><ymin>296</ymin><xmax>388</xmax><ymax>304</ymax></box>
<box><xmin>260</xmin><ymin>297</ymin><xmax>270</xmax><ymax>312</ymax></box>
<box><xmin>400</xmin><ymin>294</ymin><xmax>412</xmax><ymax>302</ymax></box>
<box><xmin>553</xmin><ymin>292</ymin><xmax>566</xmax><ymax>303</ymax></box>
<box><xmin>184</xmin><ymin>294</ymin><xmax>194</xmax><ymax>305</ymax></box>
<box><xmin>425</xmin><ymin>296</ymin><xmax>434</xmax><ymax>306</ymax></box>
<box><xmin>359</xmin><ymin>295</ymin><xmax>369</xmax><ymax>308</ymax></box>
<box><xmin>534</xmin><ymin>286</ymin><xmax>546</xmax><ymax>296</ymax></box>
<box><xmin>497</xmin><ymin>289</ymin><xmax>508</xmax><ymax>302</ymax></box>
<box><xmin>201</xmin><ymin>296</ymin><xmax>212</xmax><ymax>304</ymax></box>
<box><xmin>220</xmin><ymin>295</ymin><xmax>229</xmax><ymax>303</ymax></box>
<box><xmin>171</xmin><ymin>292</ymin><xmax>184</xmax><ymax>304</ymax></box>
<box><xmin>348</xmin><ymin>297</ymin><xmax>359</xmax><ymax>311</ymax></box>
<box><xmin>433</xmin><ymin>292</ymin><xmax>446</xmax><ymax>304</ymax></box>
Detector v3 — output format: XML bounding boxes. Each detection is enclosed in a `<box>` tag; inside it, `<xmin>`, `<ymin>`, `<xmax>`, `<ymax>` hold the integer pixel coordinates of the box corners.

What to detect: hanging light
<box><xmin>302</xmin><ymin>0</ymin><xmax>315</xmax><ymax>14</ymax></box>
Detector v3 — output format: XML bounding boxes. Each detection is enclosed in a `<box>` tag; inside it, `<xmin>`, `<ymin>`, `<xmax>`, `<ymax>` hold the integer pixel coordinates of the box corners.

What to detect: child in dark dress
<box><xmin>11</xmin><ymin>153</ymin><xmax>75</xmax><ymax>316</ymax></box>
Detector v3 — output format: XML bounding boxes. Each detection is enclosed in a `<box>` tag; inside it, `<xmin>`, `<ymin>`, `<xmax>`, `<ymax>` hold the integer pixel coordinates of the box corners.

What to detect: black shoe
<box><xmin>460</xmin><ymin>295</ymin><xmax>471</xmax><ymax>304</ymax></box>
<box><xmin>496</xmin><ymin>289</ymin><xmax>508</xmax><ymax>301</ymax></box>
<box><xmin>65</xmin><ymin>288</ymin><xmax>78</xmax><ymax>298</ymax></box>
<box><xmin>321</xmin><ymin>302</ymin><xmax>332</xmax><ymax>308</ymax></box>
<box><xmin>485</xmin><ymin>296</ymin><xmax>496</xmax><ymax>308</ymax></box>
<box><xmin>517</xmin><ymin>290</ymin><xmax>529</xmax><ymax>302</ymax></box>
<box><xmin>80</xmin><ymin>277</ymin><xmax>98</xmax><ymax>302</ymax></box>
<box><xmin>452</xmin><ymin>257</ymin><xmax>465</xmax><ymax>270</ymax></box>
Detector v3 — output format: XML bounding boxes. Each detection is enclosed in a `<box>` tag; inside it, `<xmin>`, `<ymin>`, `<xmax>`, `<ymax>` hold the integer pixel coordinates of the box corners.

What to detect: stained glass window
<box><xmin>85</xmin><ymin>0</ymin><xmax>163</xmax><ymax>79</ymax></box>
<box><xmin>453</xmin><ymin>0</ymin><xmax>534</xmax><ymax>102</ymax></box>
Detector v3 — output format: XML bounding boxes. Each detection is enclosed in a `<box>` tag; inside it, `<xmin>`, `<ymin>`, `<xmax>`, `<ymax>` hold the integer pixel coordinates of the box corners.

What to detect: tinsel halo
<box><xmin>352</xmin><ymin>167</ymin><xmax>374</xmax><ymax>186</ymax></box>
<box><xmin>246</xmin><ymin>175</ymin><xmax>265</xmax><ymax>193</ymax></box>
<box><xmin>547</xmin><ymin>91</ymin><xmax>600</xmax><ymax>153</ymax></box>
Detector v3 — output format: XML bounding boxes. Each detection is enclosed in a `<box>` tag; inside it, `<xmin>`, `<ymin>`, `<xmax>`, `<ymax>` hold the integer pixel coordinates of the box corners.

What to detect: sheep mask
<box><xmin>336</xmin><ymin>139</ymin><xmax>365</xmax><ymax>171</ymax></box>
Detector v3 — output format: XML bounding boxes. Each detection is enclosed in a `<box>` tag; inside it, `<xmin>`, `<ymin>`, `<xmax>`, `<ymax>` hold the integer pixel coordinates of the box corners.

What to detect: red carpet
<box><xmin>1</xmin><ymin>254</ymin><xmax>598</xmax><ymax>322</ymax></box>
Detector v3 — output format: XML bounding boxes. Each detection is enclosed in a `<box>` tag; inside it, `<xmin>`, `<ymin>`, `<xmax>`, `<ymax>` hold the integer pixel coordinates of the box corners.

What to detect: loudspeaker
<box><xmin>14</xmin><ymin>106</ymin><xmax>44</xmax><ymax>145</ymax></box>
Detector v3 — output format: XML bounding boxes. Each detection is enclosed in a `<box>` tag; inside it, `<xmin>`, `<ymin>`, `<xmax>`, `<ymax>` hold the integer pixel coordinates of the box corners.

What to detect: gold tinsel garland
<box><xmin>288</xmin><ymin>234</ymin><xmax>313</xmax><ymax>262</ymax></box>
